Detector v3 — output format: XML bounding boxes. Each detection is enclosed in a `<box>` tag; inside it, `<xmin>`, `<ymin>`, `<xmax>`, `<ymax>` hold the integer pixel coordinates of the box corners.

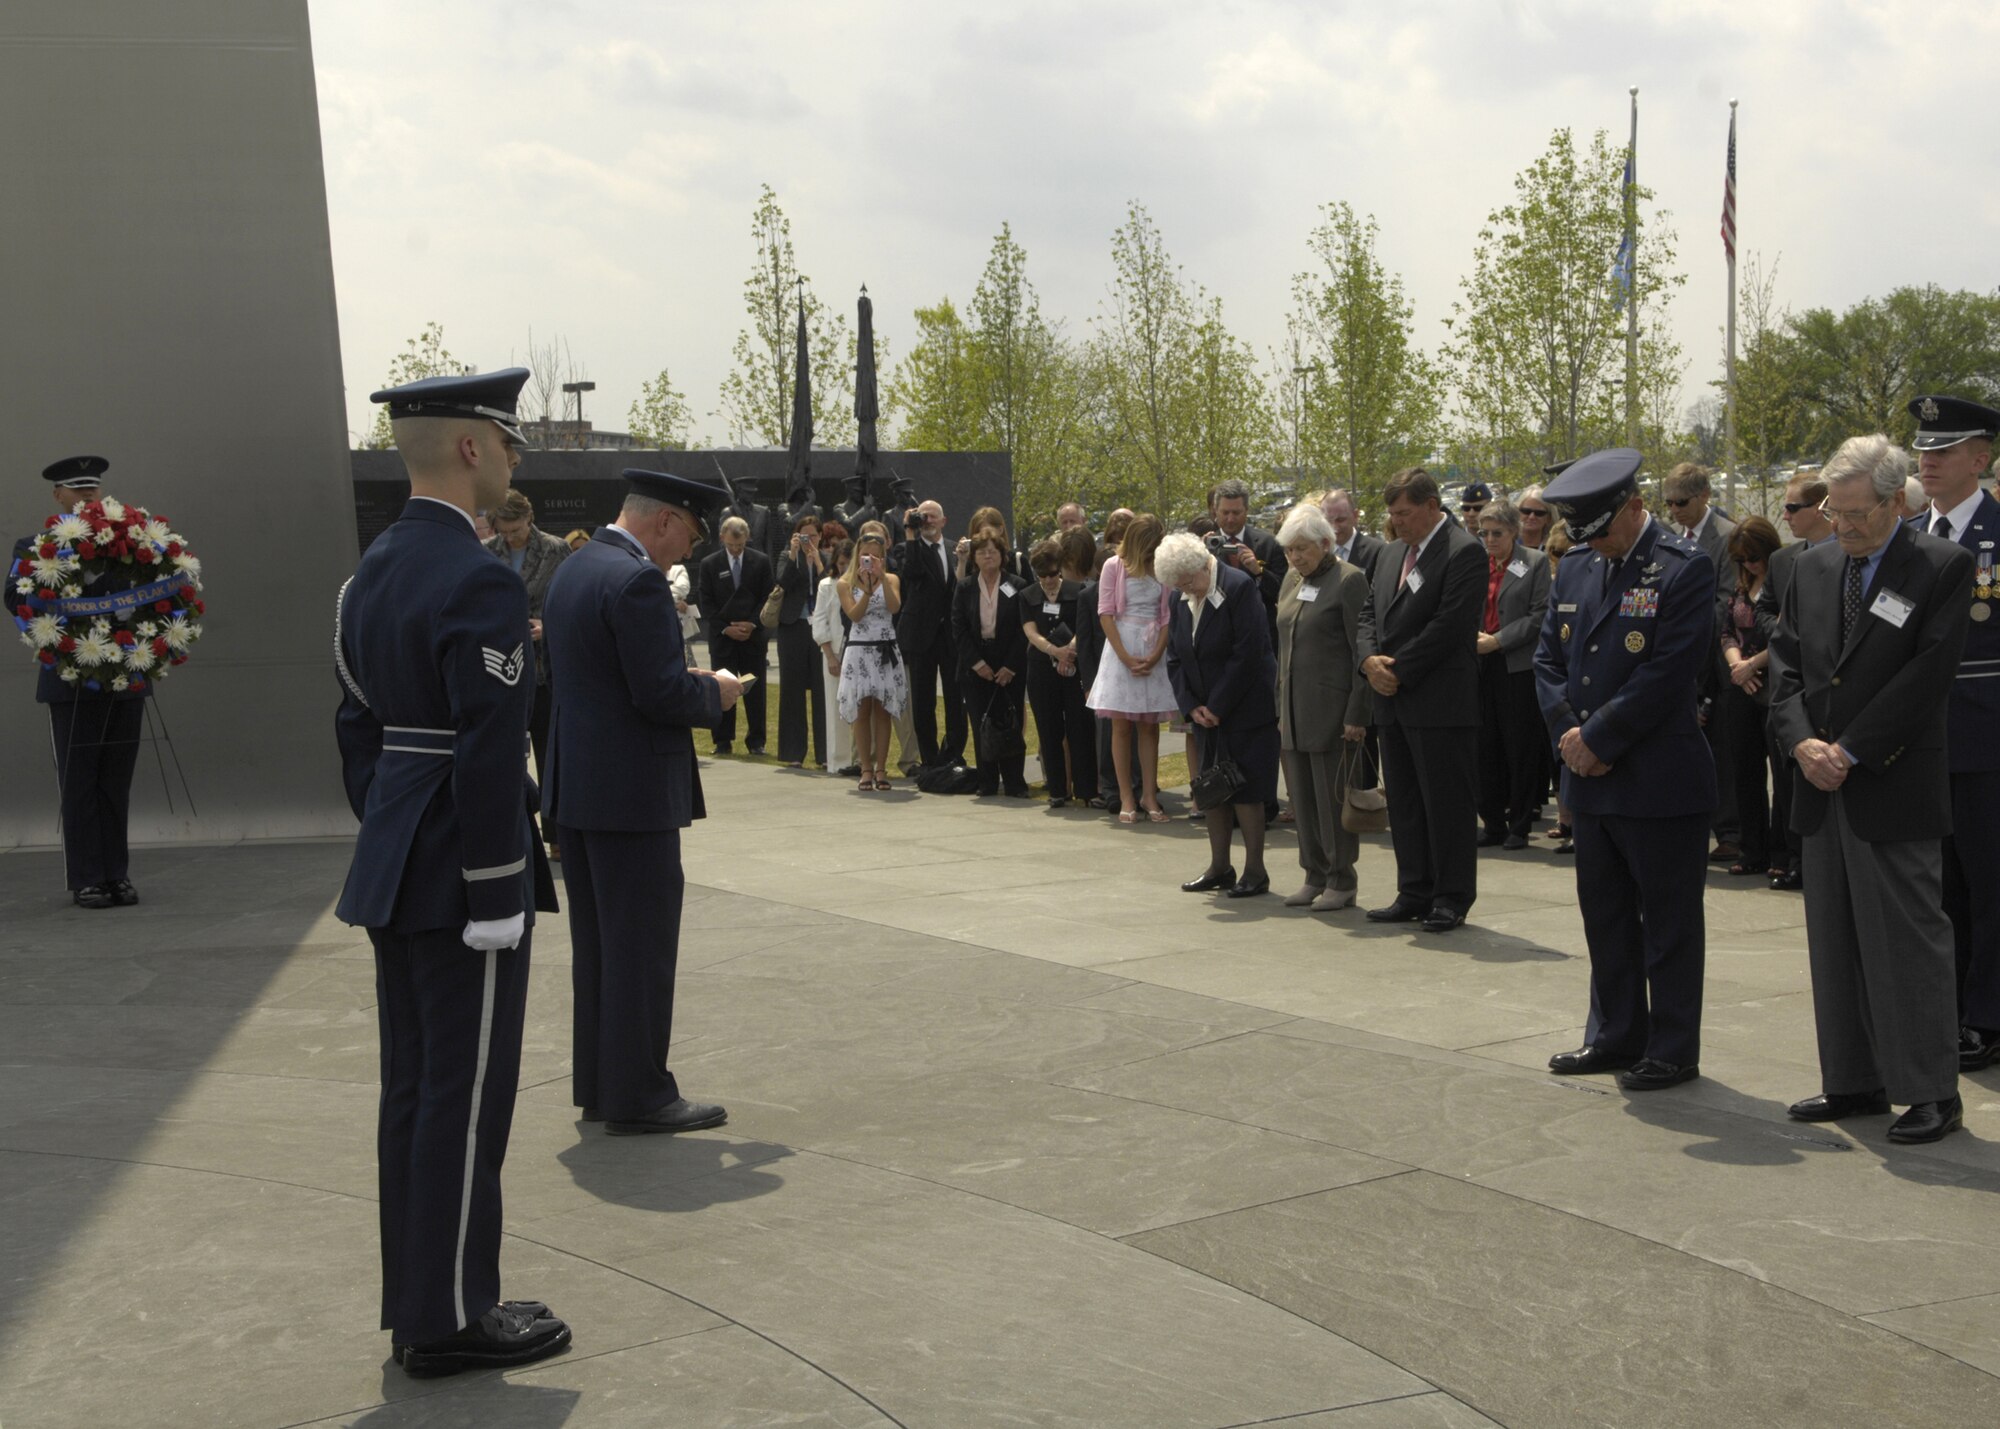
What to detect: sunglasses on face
<box><xmin>1782</xmin><ymin>502</ymin><xmax>1812</xmax><ymax>514</ymax></box>
<box><xmin>1520</xmin><ymin>507</ymin><xmax>1549</xmax><ymax>518</ymax></box>
<box><xmin>1666</xmin><ymin>497</ymin><xmax>1695</xmax><ymax>508</ymax></box>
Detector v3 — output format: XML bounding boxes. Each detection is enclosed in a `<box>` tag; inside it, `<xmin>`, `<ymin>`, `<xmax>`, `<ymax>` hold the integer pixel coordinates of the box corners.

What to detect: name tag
<box><xmin>1298</xmin><ymin>584</ymin><xmax>1320</xmax><ymax>603</ymax></box>
<box><xmin>1043</xmin><ymin>601</ymin><xmax>1061</xmax><ymax>615</ymax></box>
<box><xmin>1507</xmin><ymin>560</ymin><xmax>1529</xmax><ymax>578</ymax></box>
<box><xmin>1000</xmin><ymin>582</ymin><xmax>1017</xmax><ymax>598</ymax></box>
<box><xmin>1405</xmin><ymin>569</ymin><xmax>1425</xmax><ymax>593</ymax></box>
<box><xmin>1206</xmin><ymin>587</ymin><xmax>1225</xmax><ymax>609</ymax></box>
<box><xmin>1871</xmin><ymin>589</ymin><xmax>1915</xmax><ymax>628</ymax></box>
<box><xmin>1618</xmin><ymin>588</ymin><xmax>1660</xmax><ymax>619</ymax></box>
<box><xmin>1558</xmin><ymin>602</ymin><xmax>1578</xmax><ymax>613</ymax></box>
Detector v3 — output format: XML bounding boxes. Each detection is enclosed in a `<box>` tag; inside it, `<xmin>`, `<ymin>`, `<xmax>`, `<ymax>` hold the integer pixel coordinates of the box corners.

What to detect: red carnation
<box><xmin>37</xmin><ymin>650</ymin><xmax>54</xmax><ymax>665</ymax></box>
<box><xmin>113</xmin><ymin>630</ymin><xmax>136</xmax><ymax>648</ymax></box>
<box><xmin>154</xmin><ymin>599</ymin><xmax>173</xmax><ymax>613</ymax></box>
<box><xmin>193</xmin><ymin>600</ymin><xmax>206</xmax><ymax>615</ymax></box>
<box><xmin>77</xmin><ymin>540</ymin><xmax>96</xmax><ymax>560</ymax></box>
<box><xmin>43</xmin><ymin>515</ymin><xmax>58</xmax><ymax>529</ymax></box>
<box><xmin>179</xmin><ymin>585</ymin><xmax>196</xmax><ymax>600</ymax></box>
<box><xmin>59</xmin><ymin>635</ymin><xmax>76</xmax><ymax>652</ymax></box>
<box><xmin>151</xmin><ymin>637</ymin><xmax>170</xmax><ymax>658</ymax></box>
<box><xmin>38</xmin><ymin>542</ymin><xmax>56</xmax><ymax>559</ymax></box>
<box><xmin>136</xmin><ymin>548</ymin><xmax>156</xmax><ymax>564</ymax></box>
<box><xmin>165</xmin><ymin>542</ymin><xmax>182</xmax><ymax>558</ymax></box>
<box><xmin>170</xmin><ymin>654</ymin><xmax>187</xmax><ymax>666</ymax></box>
<box><xmin>14</xmin><ymin>605</ymin><xmax>29</xmax><ymax>620</ymax></box>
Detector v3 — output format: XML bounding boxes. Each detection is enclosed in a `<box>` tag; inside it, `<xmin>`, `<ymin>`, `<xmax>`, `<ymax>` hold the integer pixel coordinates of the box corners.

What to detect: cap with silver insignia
<box><xmin>42</xmin><ymin>455</ymin><xmax>110</xmax><ymax>489</ymax></box>
<box><xmin>1541</xmin><ymin>447</ymin><xmax>1643</xmax><ymax>543</ymax></box>
<box><xmin>622</xmin><ymin>468</ymin><xmax>728</xmax><ymax>540</ymax></box>
<box><xmin>370</xmin><ymin>368</ymin><xmax>532</xmax><ymax>446</ymax></box>
<box><xmin>1908</xmin><ymin>394</ymin><xmax>2000</xmax><ymax>451</ymax></box>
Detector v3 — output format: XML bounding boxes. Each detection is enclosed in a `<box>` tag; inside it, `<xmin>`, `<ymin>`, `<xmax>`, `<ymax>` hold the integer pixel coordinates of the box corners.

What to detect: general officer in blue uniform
<box><xmin>541</xmin><ymin>468</ymin><xmax>739</xmax><ymax>1135</ymax></box>
<box><xmin>334</xmin><ymin>369</ymin><xmax>569</xmax><ymax>1376</ymax></box>
<box><xmin>1535</xmin><ymin>448</ymin><xmax>1719</xmax><ymax>1091</ymax></box>
<box><xmin>13</xmin><ymin>456</ymin><xmax>148</xmax><ymax>909</ymax></box>
<box><xmin>1907</xmin><ymin>395</ymin><xmax>2000</xmax><ymax>1070</ymax></box>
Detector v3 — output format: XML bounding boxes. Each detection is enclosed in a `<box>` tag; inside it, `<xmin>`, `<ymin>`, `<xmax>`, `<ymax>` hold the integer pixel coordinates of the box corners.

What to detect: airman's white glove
<box><xmin>462</xmin><ymin>913</ymin><xmax>525</xmax><ymax>951</ymax></box>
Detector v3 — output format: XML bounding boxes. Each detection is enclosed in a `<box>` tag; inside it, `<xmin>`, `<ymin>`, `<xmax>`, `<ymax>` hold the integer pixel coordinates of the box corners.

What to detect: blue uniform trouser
<box><xmin>1572</xmin><ymin>809</ymin><xmax>1709</xmax><ymax>1067</ymax></box>
<box><xmin>559</xmin><ymin>825</ymin><xmax>686</xmax><ymax>1120</ymax></box>
<box><xmin>49</xmin><ymin>698</ymin><xmax>143</xmax><ymax>890</ymax></box>
<box><xmin>1944</xmin><ymin>771</ymin><xmax>2000</xmax><ymax>1031</ymax></box>
<box><xmin>373</xmin><ymin>926</ymin><xmax>530</xmax><ymax>1345</ymax></box>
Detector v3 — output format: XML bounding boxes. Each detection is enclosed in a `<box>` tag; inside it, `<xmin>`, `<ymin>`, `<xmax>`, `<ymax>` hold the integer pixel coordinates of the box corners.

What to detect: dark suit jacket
<box><xmin>1752</xmin><ymin>537</ymin><xmax>1817</xmax><ymax>649</ymax></box>
<box><xmin>892</xmin><ymin>535</ymin><xmax>957</xmax><ymax>658</ymax></box>
<box><xmin>1489</xmin><ymin>546</ymin><xmax>1552</xmax><ymax>675</ymax></box>
<box><xmin>1342</xmin><ymin>531</ymin><xmax>1385</xmax><ymax>584</ymax></box>
<box><xmin>698</xmin><ymin>546</ymin><xmax>776</xmax><ymax>642</ymax></box>
<box><xmin>541</xmin><ymin>529</ymin><xmax>722</xmax><ymax>832</ymax></box>
<box><xmin>1768</xmin><ymin>524</ymin><xmax>1973</xmax><ymax>841</ymax></box>
<box><xmin>950</xmin><ymin>573</ymin><xmax>1029</xmax><ymax>681</ymax></box>
<box><xmin>1533</xmin><ymin>518</ymin><xmax>1718</xmax><ymax>819</ymax></box>
<box><xmin>1167</xmin><ymin>561</ymin><xmax>1278</xmax><ymax>731</ymax></box>
<box><xmin>773</xmin><ymin>547</ymin><xmax>825</xmax><ymax>626</ymax></box>
<box><xmin>1019</xmin><ymin>580</ymin><xmax>1082</xmax><ymax>671</ymax></box>
<box><xmin>1074</xmin><ymin>579</ymin><xmax>1105</xmax><ymax>688</ymax></box>
<box><xmin>1275</xmin><ymin>556</ymin><xmax>1370</xmax><ymax>751</ymax></box>
<box><xmin>1355</xmin><ymin>518</ymin><xmax>1486</xmax><ymax>727</ymax></box>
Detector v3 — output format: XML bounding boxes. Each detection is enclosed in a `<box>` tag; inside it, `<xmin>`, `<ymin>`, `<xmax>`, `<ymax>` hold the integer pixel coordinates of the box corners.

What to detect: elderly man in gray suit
<box><xmin>1768</xmin><ymin>434</ymin><xmax>1972</xmax><ymax>1144</ymax></box>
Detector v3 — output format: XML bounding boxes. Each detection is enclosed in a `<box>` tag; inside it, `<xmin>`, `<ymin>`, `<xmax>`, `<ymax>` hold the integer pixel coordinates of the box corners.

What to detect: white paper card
<box><xmin>1870</xmin><ymin>589</ymin><xmax>1914</xmax><ymax>628</ymax></box>
<box><xmin>1000</xmin><ymin>582</ymin><xmax>1018</xmax><ymax>598</ymax></box>
<box><xmin>1298</xmin><ymin>585</ymin><xmax>1320</xmax><ymax>603</ymax></box>
<box><xmin>1043</xmin><ymin>601</ymin><xmax>1061</xmax><ymax>614</ymax></box>
<box><xmin>1207</xmin><ymin>587</ymin><xmax>1225</xmax><ymax>609</ymax></box>
<box><xmin>1508</xmin><ymin>560</ymin><xmax>1529</xmax><ymax>577</ymax></box>
<box><xmin>1405</xmin><ymin>569</ymin><xmax>1426</xmax><ymax>593</ymax></box>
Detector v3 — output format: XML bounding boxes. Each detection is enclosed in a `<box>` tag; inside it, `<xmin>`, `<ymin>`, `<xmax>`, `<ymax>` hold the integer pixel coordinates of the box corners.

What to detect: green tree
<box><xmin>716</xmin><ymin>183</ymin><xmax>856</xmax><ymax>447</ymax></box>
<box><xmin>886</xmin><ymin>298</ymin><xmax>987</xmax><ymax>450</ymax></box>
<box><xmin>1289</xmin><ymin>202</ymin><xmax>1444</xmax><ymax>501</ymax></box>
<box><xmin>1442</xmin><ymin>127</ymin><xmax>1684</xmax><ymax>488</ymax></box>
<box><xmin>1783</xmin><ymin>284</ymin><xmax>2000</xmax><ymax>448</ymax></box>
<box><xmin>1721</xmin><ymin>252</ymin><xmax>1815</xmax><ymax>510</ymax></box>
<box><xmin>627</xmin><ymin>368</ymin><xmax>695</xmax><ymax>448</ymax></box>
<box><xmin>363</xmin><ymin>321</ymin><xmax>466</xmax><ymax>449</ymax></box>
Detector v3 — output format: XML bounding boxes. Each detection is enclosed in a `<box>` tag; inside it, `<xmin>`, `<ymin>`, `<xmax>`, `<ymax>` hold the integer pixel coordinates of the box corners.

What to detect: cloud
<box><xmin>584</xmin><ymin>38</ymin><xmax>808</xmax><ymax>122</ymax></box>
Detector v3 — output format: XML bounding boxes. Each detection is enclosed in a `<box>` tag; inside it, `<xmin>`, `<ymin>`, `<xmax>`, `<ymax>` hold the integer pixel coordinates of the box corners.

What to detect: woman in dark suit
<box><xmin>951</xmin><ymin>531</ymin><xmax>1030</xmax><ymax>797</ymax></box>
<box><xmin>772</xmin><ymin>510</ymin><xmax>829</xmax><ymax>768</ymax></box>
<box><xmin>1020</xmin><ymin>537</ymin><xmax>1093</xmax><ymax>805</ymax></box>
<box><xmin>1472</xmin><ymin>499</ymin><xmax>1551</xmax><ymax>848</ymax></box>
<box><xmin>1159</xmin><ymin>532</ymin><xmax>1280</xmax><ymax>897</ymax></box>
<box><xmin>1273</xmin><ymin>504</ymin><xmax>1372</xmax><ymax>911</ymax></box>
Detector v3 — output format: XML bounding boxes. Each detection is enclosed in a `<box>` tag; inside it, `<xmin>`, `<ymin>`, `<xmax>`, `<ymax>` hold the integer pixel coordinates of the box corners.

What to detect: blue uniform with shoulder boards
<box><xmin>334</xmin><ymin>368</ymin><xmax>568</xmax><ymax>1372</ymax></box>
<box><xmin>1536</xmin><ymin>449</ymin><xmax>1718</xmax><ymax>1085</ymax></box>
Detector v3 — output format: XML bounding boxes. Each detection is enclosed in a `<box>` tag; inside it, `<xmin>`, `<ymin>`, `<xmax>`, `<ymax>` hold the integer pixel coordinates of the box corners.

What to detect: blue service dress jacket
<box><xmin>334</xmin><ymin>499</ymin><xmax>546</xmax><ymax>932</ymax></box>
<box><xmin>1532</xmin><ymin>518</ymin><xmax>1719</xmax><ymax>819</ymax></box>
<box><xmin>539</xmin><ymin>527</ymin><xmax>722</xmax><ymax>832</ymax></box>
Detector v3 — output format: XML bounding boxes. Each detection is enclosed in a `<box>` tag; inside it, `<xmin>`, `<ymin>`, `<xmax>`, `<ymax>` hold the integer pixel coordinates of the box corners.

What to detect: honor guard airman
<box><xmin>1908</xmin><ymin>395</ymin><xmax>2000</xmax><ymax>1070</ymax></box>
<box><xmin>14</xmin><ymin>456</ymin><xmax>148</xmax><ymax>909</ymax></box>
<box><xmin>334</xmin><ymin>368</ymin><xmax>570</xmax><ymax>1376</ymax></box>
<box><xmin>1534</xmin><ymin>448</ymin><xmax>1719</xmax><ymax>1092</ymax></box>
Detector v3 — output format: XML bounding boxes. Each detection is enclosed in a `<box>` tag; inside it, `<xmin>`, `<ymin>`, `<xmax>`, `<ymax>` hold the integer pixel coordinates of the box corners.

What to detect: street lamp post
<box><xmin>1291</xmin><ymin>363</ymin><xmax>1320</xmax><ymax>486</ymax></box>
<box><xmin>561</xmin><ymin>380</ymin><xmax>596</xmax><ymax>449</ymax></box>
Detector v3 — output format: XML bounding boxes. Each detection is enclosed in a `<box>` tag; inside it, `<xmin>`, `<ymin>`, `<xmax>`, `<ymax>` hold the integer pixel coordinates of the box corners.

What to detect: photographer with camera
<box><xmin>772</xmin><ymin>511</ymin><xmax>829</xmax><ymax>769</ymax></box>
<box><xmin>1209</xmin><ymin>478</ymin><xmax>1285</xmax><ymax>642</ymax></box>
<box><xmin>838</xmin><ymin>523</ymin><xmax>907</xmax><ymax>790</ymax></box>
<box><xmin>891</xmin><ymin>499</ymin><xmax>966</xmax><ymax>767</ymax></box>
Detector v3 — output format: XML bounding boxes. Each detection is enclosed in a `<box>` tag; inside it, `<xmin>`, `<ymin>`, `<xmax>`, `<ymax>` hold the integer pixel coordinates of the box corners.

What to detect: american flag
<box><xmin>1720</xmin><ymin>108</ymin><xmax>1738</xmax><ymax>261</ymax></box>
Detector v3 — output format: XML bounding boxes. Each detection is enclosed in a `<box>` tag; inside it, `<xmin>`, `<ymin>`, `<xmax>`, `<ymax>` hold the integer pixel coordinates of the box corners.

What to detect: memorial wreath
<box><xmin>12</xmin><ymin>496</ymin><xmax>206</xmax><ymax>694</ymax></box>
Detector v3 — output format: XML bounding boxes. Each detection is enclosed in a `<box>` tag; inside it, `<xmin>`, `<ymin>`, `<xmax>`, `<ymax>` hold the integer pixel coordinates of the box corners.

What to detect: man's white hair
<box><xmin>1823</xmin><ymin>433</ymin><xmax>1909</xmax><ymax>501</ymax></box>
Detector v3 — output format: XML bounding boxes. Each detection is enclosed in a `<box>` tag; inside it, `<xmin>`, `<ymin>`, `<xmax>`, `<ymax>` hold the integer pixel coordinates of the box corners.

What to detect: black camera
<box><xmin>1203</xmin><ymin>532</ymin><xmax>1239</xmax><ymax>556</ymax></box>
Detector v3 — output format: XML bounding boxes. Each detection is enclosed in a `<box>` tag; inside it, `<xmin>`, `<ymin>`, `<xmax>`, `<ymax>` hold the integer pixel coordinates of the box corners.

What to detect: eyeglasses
<box><xmin>1782</xmin><ymin>502</ymin><xmax>1813</xmax><ymax>514</ymax></box>
<box><xmin>1665</xmin><ymin>496</ymin><xmax>1695</xmax><ymax>508</ymax></box>
<box><xmin>1478</xmin><ymin>528</ymin><xmax>1511</xmax><ymax>540</ymax></box>
<box><xmin>1818</xmin><ymin>496</ymin><xmax>1892</xmax><ymax>528</ymax></box>
<box><xmin>1519</xmin><ymin>507</ymin><xmax>1550</xmax><ymax>519</ymax></box>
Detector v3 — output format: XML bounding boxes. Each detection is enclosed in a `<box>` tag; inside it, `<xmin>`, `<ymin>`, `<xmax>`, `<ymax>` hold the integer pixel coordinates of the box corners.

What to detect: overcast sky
<box><xmin>312</xmin><ymin>0</ymin><xmax>2000</xmax><ymax>452</ymax></box>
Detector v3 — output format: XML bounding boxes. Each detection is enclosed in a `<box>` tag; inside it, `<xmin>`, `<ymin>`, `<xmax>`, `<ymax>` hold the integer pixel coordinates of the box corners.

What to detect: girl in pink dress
<box><xmin>1086</xmin><ymin>513</ymin><xmax>1177</xmax><ymax>823</ymax></box>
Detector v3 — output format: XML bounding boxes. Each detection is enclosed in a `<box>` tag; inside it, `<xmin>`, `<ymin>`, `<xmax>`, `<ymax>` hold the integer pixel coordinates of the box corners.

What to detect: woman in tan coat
<box><xmin>1273</xmin><ymin>504</ymin><xmax>1372</xmax><ymax>910</ymax></box>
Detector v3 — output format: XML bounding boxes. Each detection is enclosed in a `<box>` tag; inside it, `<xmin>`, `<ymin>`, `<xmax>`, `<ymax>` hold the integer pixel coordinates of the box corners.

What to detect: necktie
<box><xmin>1935</xmin><ymin>516</ymin><xmax>1954</xmax><ymax>542</ymax></box>
<box><xmin>731</xmin><ymin>556</ymin><xmax>741</xmax><ymax>586</ymax></box>
<box><xmin>936</xmin><ymin>540</ymin><xmax>948</xmax><ymax>582</ymax></box>
<box><xmin>1337</xmin><ymin>544</ymin><xmax>1350</xmax><ymax>564</ymax></box>
<box><xmin>1398</xmin><ymin>543</ymin><xmax>1418</xmax><ymax>589</ymax></box>
<box><xmin>1841</xmin><ymin>556</ymin><xmax>1864</xmax><ymax>644</ymax></box>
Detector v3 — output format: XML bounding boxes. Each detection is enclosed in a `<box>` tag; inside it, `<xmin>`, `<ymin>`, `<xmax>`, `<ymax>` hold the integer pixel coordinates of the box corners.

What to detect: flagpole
<box><xmin>1723</xmin><ymin>99</ymin><xmax>1740</xmax><ymax>512</ymax></box>
<box><xmin>1625</xmin><ymin>85</ymin><xmax>1639</xmax><ymax>450</ymax></box>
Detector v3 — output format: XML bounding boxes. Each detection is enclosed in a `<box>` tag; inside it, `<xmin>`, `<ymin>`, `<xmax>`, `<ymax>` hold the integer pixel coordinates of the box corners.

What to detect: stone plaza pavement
<box><xmin>4</xmin><ymin>759</ymin><xmax>2000</xmax><ymax>1428</ymax></box>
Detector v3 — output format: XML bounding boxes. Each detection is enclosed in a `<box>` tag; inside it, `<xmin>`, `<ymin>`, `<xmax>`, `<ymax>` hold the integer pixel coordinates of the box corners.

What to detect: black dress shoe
<box><xmin>1364</xmin><ymin>897</ymin><xmax>1427</xmax><ymax>923</ymax></box>
<box><xmin>579</xmin><ymin>1107</ymin><xmax>604</xmax><ymax>1123</ymax></box>
<box><xmin>1181</xmin><ymin>867</ymin><xmax>1236</xmax><ymax>893</ymax></box>
<box><xmin>1618</xmin><ymin>1058</ymin><xmax>1698</xmax><ymax>1091</ymax></box>
<box><xmin>1887</xmin><ymin>1096</ymin><xmax>1964</xmax><ymax>1144</ymax></box>
<box><xmin>1786</xmin><ymin>1089</ymin><xmax>1890</xmax><ymax>1121</ymax></box>
<box><xmin>1548</xmin><ymin>1045</ymin><xmax>1638</xmax><ymax>1075</ymax></box>
<box><xmin>1003</xmin><ymin>783</ymin><xmax>1031</xmax><ymax>799</ymax></box>
<box><xmin>836</xmin><ymin>764</ymin><xmax>862</xmax><ymax>778</ymax></box>
<box><xmin>110</xmin><ymin>879</ymin><xmax>139</xmax><ymax>906</ymax></box>
<box><xmin>605</xmin><ymin>1097</ymin><xmax>727</xmax><ymax>1135</ymax></box>
<box><xmin>1770</xmin><ymin>869</ymin><xmax>1802</xmax><ymax>891</ymax></box>
<box><xmin>712</xmin><ymin>742</ymin><xmax>733</xmax><ymax>755</ymax></box>
<box><xmin>1421</xmin><ymin>904</ymin><xmax>1466</xmax><ymax>932</ymax></box>
<box><xmin>72</xmin><ymin>885</ymin><xmax>115</xmax><ymax>910</ymax></box>
<box><xmin>399</xmin><ymin>1302</ymin><xmax>571</xmax><ymax>1376</ymax></box>
<box><xmin>1048</xmin><ymin>796</ymin><xmax>1069</xmax><ymax>808</ymax></box>
<box><xmin>1225</xmin><ymin>874</ymin><xmax>1270</xmax><ymax>899</ymax></box>
<box><xmin>1476</xmin><ymin>830</ymin><xmax>1505</xmax><ymax>848</ymax></box>
<box><xmin>1502</xmin><ymin>834</ymin><xmax>1528</xmax><ymax>851</ymax></box>
<box><xmin>1960</xmin><ymin>1027</ymin><xmax>2000</xmax><ymax>1072</ymax></box>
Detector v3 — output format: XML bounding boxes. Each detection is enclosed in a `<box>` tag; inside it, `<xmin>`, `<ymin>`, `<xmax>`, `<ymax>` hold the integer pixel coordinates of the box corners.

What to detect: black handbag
<box><xmin>1188</xmin><ymin>729</ymin><xmax>1247</xmax><ymax>811</ymax></box>
<box><xmin>976</xmin><ymin>688</ymin><xmax>1026</xmax><ymax>762</ymax></box>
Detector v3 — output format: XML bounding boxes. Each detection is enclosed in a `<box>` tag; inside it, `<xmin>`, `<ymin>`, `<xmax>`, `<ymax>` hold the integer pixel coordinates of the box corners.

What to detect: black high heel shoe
<box><xmin>1181</xmin><ymin>867</ymin><xmax>1236</xmax><ymax>893</ymax></box>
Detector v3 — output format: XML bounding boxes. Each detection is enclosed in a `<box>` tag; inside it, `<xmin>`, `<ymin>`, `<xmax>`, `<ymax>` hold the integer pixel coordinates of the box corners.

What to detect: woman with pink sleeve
<box><xmin>1085</xmin><ymin>513</ymin><xmax>1177</xmax><ymax>824</ymax></box>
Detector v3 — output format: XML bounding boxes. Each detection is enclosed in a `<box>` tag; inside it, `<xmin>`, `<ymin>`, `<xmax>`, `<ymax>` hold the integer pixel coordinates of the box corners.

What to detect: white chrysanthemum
<box><xmin>137</xmin><ymin>621</ymin><xmax>158</xmax><ymax>638</ymax></box>
<box><xmin>139</xmin><ymin>520</ymin><xmax>171</xmax><ymax>545</ymax></box>
<box><xmin>48</xmin><ymin>515</ymin><xmax>90</xmax><ymax>543</ymax></box>
<box><xmin>90</xmin><ymin>617</ymin><xmax>111</xmax><ymax>638</ymax></box>
<box><xmin>163</xmin><ymin>619</ymin><xmax>192</xmax><ymax>651</ymax></box>
<box><xmin>14</xmin><ymin>577</ymin><xmax>32</xmax><ymax>596</ymax></box>
<box><xmin>73</xmin><ymin>631</ymin><xmax>118</xmax><ymax>666</ymax></box>
<box><xmin>31</xmin><ymin>556</ymin><xmax>71</xmax><ymax>585</ymax></box>
<box><xmin>17</xmin><ymin>630</ymin><xmax>32</xmax><ymax>648</ymax></box>
<box><xmin>124</xmin><ymin>646</ymin><xmax>156</xmax><ymax>672</ymax></box>
<box><xmin>186</xmin><ymin>623</ymin><xmax>203</xmax><ymax>641</ymax></box>
<box><xmin>27</xmin><ymin>614</ymin><xmax>63</xmax><ymax>648</ymax></box>
<box><xmin>175</xmin><ymin>554</ymin><xmax>202</xmax><ymax>582</ymax></box>
<box><xmin>100</xmin><ymin>499</ymin><xmax>125</xmax><ymax>521</ymax></box>
<box><xmin>59</xmin><ymin>665</ymin><xmax>79</xmax><ymax>683</ymax></box>
<box><xmin>62</xmin><ymin>584</ymin><xmax>81</xmax><ymax>598</ymax></box>
<box><xmin>111</xmin><ymin>674</ymin><xmax>130</xmax><ymax>692</ymax></box>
